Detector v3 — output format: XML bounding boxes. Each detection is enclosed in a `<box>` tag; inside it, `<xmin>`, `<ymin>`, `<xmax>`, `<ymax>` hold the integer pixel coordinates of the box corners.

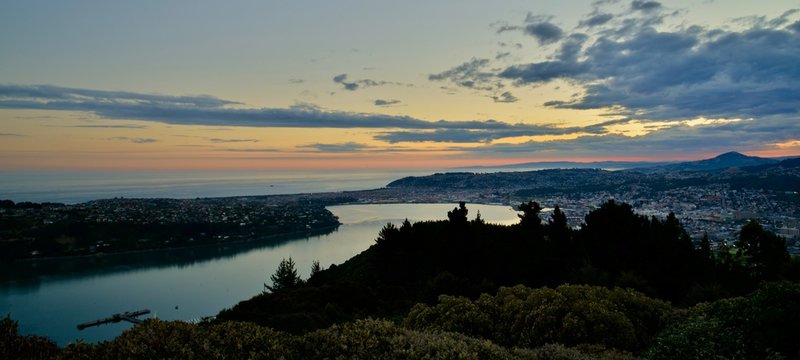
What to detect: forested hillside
<box><xmin>220</xmin><ymin>200</ymin><xmax>797</xmax><ymax>332</ymax></box>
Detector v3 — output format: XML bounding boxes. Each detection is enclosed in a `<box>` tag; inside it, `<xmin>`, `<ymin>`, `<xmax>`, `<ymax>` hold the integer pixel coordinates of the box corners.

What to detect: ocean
<box><xmin>0</xmin><ymin>169</ymin><xmax>438</xmax><ymax>204</ymax></box>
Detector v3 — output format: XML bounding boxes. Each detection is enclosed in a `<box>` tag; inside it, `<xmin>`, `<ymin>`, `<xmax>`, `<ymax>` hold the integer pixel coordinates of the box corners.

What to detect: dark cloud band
<box><xmin>0</xmin><ymin>84</ymin><xmax>579</xmax><ymax>136</ymax></box>
<box><xmin>498</xmin><ymin>8</ymin><xmax>800</xmax><ymax>123</ymax></box>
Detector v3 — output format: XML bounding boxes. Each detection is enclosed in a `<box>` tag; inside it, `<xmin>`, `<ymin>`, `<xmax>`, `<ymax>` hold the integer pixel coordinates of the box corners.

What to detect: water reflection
<box><xmin>0</xmin><ymin>203</ymin><xmax>518</xmax><ymax>345</ymax></box>
<box><xmin>0</xmin><ymin>227</ymin><xmax>338</xmax><ymax>294</ymax></box>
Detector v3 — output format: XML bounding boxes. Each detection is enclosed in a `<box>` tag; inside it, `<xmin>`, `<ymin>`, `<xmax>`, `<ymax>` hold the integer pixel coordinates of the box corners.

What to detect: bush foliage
<box><xmin>648</xmin><ymin>281</ymin><xmax>800</xmax><ymax>359</ymax></box>
<box><xmin>6</xmin><ymin>282</ymin><xmax>800</xmax><ymax>358</ymax></box>
<box><xmin>4</xmin><ymin>313</ymin><xmax>637</xmax><ymax>359</ymax></box>
<box><xmin>404</xmin><ymin>284</ymin><xmax>672</xmax><ymax>353</ymax></box>
<box><xmin>1</xmin><ymin>315</ymin><xmax>60</xmax><ymax>360</ymax></box>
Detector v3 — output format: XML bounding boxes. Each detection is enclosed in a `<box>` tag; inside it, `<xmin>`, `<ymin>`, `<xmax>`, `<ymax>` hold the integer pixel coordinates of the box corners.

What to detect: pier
<box><xmin>77</xmin><ymin>309</ymin><xmax>151</xmax><ymax>330</ymax></box>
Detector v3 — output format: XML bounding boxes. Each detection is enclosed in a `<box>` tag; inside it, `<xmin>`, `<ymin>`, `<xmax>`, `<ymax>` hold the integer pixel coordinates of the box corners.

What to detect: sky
<box><xmin>1</xmin><ymin>0</ymin><xmax>798</xmax><ymax>171</ymax></box>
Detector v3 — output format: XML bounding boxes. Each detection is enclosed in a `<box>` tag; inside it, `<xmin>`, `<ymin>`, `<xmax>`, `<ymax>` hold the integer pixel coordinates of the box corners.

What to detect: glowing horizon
<box><xmin>1</xmin><ymin>1</ymin><xmax>799</xmax><ymax>171</ymax></box>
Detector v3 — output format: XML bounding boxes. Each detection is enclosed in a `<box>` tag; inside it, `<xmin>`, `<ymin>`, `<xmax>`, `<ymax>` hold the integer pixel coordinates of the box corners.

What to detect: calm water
<box><xmin>0</xmin><ymin>169</ymin><xmax>436</xmax><ymax>204</ymax></box>
<box><xmin>0</xmin><ymin>203</ymin><xmax>520</xmax><ymax>345</ymax></box>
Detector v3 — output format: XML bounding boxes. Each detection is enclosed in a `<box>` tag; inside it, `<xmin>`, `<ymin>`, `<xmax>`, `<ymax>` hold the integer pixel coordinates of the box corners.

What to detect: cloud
<box><xmin>495</xmin><ymin>52</ymin><xmax>511</xmax><ymax>60</ymax></box>
<box><xmin>332</xmin><ymin>74</ymin><xmax>406</xmax><ymax>91</ymax></box>
<box><xmin>631</xmin><ymin>0</ymin><xmax>662</xmax><ymax>12</ymax></box>
<box><xmin>498</xmin><ymin>9</ymin><xmax>800</xmax><ymax>123</ymax></box>
<box><xmin>107</xmin><ymin>137</ymin><xmax>158</xmax><ymax>144</ymax></box>
<box><xmin>376</xmin><ymin>129</ymin><xmax>511</xmax><ymax>143</ymax></box>
<box><xmin>497</xmin><ymin>15</ymin><xmax>565</xmax><ymax>45</ymax></box>
<box><xmin>0</xmin><ymin>132</ymin><xmax>25</xmax><ymax>137</ymax></box>
<box><xmin>734</xmin><ymin>10</ymin><xmax>800</xmax><ymax>31</ymax></box>
<box><xmin>495</xmin><ymin>24</ymin><xmax>521</xmax><ymax>34</ymax></box>
<box><xmin>288</xmin><ymin>78</ymin><xmax>304</xmax><ymax>84</ymax></box>
<box><xmin>497</xmin><ymin>42</ymin><xmax>523</xmax><ymax>49</ymax></box>
<box><xmin>223</xmin><ymin>147</ymin><xmax>280</xmax><ymax>152</ymax></box>
<box><xmin>70</xmin><ymin>124</ymin><xmax>147</xmax><ymax>129</ymax></box>
<box><xmin>333</xmin><ymin>74</ymin><xmax>359</xmax><ymax>90</ymax></box>
<box><xmin>376</xmin><ymin>122</ymin><xmax>603</xmax><ymax>144</ymax></box>
<box><xmin>459</xmin><ymin>117</ymin><xmax>800</xmax><ymax>159</ymax></box>
<box><xmin>499</xmin><ymin>33</ymin><xmax>590</xmax><ymax>83</ymax></box>
<box><xmin>524</xmin><ymin>22</ymin><xmax>564</xmax><ymax>45</ymax></box>
<box><xmin>428</xmin><ymin>58</ymin><xmax>500</xmax><ymax>90</ymax></box>
<box><xmin>374</xmin><ymin>99</ymin><xmax>401</xmax><ymax>106</ymax></box>
<box><xmin>421</xmin><ymin>4</ymin><xmax>799</xmax><ymax>152</ymax></box>
<box><xmin>0</xmin><ymin>84</ymin><xmax>553</xmax><ymax>132</ymax></box>
<box><xmin>1</xmin><ymin>84</ymin><xmax>608</xmax><ymax>145</ymax></box>
<box><xmin>233</xmin><ymin>143</ymin><xmax>453</xmax><ymax>155</ymax></box>
<box><xmin>207</xmin><ymin>138</ymin><xmax>259</xmax><ymax>143</ymax></box>
<box><xmin>1</xmin><ymin>84</ymin><xmax>620</xmax><ymax>145</ymax></box>
<box><xmin>1</xmin><ymin>84</ymin><xmax>237</xmax><ymax>108</ymax></box>
<box><xmin>491</xmin><ymin>91</ymin><xmax>518</xmax><ymax>103</ymax></box>
<box><xmin>791</xmin><ymin>20</ymin><xmax>800</xmax><ymax>32</ymax></box>
<box><xmin>429</xmin><ymin>58</ymin><xmax>490</xmax><ymax>82</ymax></box>
<box><xmin>580</xmin><ymin>13</ymin><xmax>614</xmax><ymax>27</ymax></box>
<box><xmin>177</xmin><ymin>144</ymin><xmax>213</xmax><ymax>148</ymax></box>
<box><xmin>15</xmin><ymin>115</ymin><xmax>59</xmax><ymax>120</ymax></box>
<box><xmin>500</xmin><ymin>60</ymin><xmax>589</xmax><ymax>84</ymax></box>
<box><xmin>593</xmin><ymin>0</ymin><xmax>622</xmax><ymax>6</ymax></box>
<box><xmin>298</xmin><ymin>142</ymin><xmax>371</xmax><ymax>153</ymax></box>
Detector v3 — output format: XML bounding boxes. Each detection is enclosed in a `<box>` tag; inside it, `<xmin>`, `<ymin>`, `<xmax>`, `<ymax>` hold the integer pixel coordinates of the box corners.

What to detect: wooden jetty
<box><xmin>77</xmin><ymin>309</ymin><xmax>151</xmax><ymax>330</ymax></box>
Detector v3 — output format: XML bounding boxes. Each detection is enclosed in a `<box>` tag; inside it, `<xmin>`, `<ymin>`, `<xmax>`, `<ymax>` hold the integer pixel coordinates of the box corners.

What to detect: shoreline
<box><xmin>2</xmin><ymin>188</ymin><xmax>518</xmax><ymax>264</ymax></box>
<box><xmin>1</xmin><ymin>200</ymin><xmax>518</xmax><ymax>268</ymax></box>
<box><xmin>1</xmin><ymin>224</ymin><xmax>341</xmax><ymax>265</ymax></box>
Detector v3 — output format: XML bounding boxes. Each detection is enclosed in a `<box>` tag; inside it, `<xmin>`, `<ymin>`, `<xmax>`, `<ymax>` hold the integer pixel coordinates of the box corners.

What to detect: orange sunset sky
<box><xmin>1</xmin><ymin>0</ymin><xmax>799</xmax><ymax>171</ymax></box>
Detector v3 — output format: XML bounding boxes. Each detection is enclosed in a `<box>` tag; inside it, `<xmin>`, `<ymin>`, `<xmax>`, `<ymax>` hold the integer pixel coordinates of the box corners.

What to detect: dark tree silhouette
<box><xmin>310</xmin><ymin>260</ymin><xmax>322</xmax><ymax>278</ymax></box>
<box><xmin>518</xmin><ymin>201</ymin><xmax>543</xmax><ymax>231</ymax></box>
<box><xmin>546</xmin><ymin>205</ymin><xmax>573</xmax><ymax>265</ymax></box>
<box><xmin>472</xmin><ymin>210</ymin><xmax>485</xmax><ymax>225</ymax></box>
<box><xmin>375</xmin><ymin>223</ymin><xmax>399</xmax><ymax>246</ymax></box>
<box><xmin>220</xmin><ymin>199</ymin><xmax>795</xmax><ymax>337</ymax></box>
<box><xmin>581</xmin><ymin>200</ymin><xmax>643</xmax><ymax>273</ymax></box>
<box><xmin>736</xmin><ymin>219</ymin><xmax>790</xmax><ymax>280</ymax></box>
<box><xmin>265</xmin><ymin>257</ymin><xmax>302</xmax><ymax>293</ymax></box>
<box><xmin>547</xmin><ymin>205</ymin><xmax>570</xmax><ymax>241</ymax></box>
<box><xmin>580</xmin><ymin>200</ymin><xmax>696</xmax><ymax>300</ymax></box>
<box><xmin>447</xmin><ymin>202</ymin><xmax>469</xmax><ymax>227</ymax></box>
<box><xmin>699</xmin><ymin>233</ymin><xmax>711</xmax><ymax>260</ymax></box>
<box><xmin>400</xmin><ymin>219</ymin><xmax>412</xmax><ymax>233</ymax></box>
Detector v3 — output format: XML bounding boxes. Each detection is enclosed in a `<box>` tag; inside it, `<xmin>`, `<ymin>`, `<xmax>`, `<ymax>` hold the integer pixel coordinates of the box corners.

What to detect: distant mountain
<box><xmin>776</xmin><ymin>157</ymin><xmax>800</xmax><ymax>168</ymax></box>
<box><xmin>629</xmin><ymin>152</ymin><xmax>779</xmax><ymax>173</ymax></box>
<box><xmin>740</xmin><ymin>156</ymin><xmax>800</xmax><ymax>172</ymax></box>
<box><xmin>387</xmin><ymin>154</ymin><xmax>800</xmax><ymax>197</ymax></box>
<box><xmin>455</xmin><ymin>160</ymin><xmax>670</xmax><ymax>171</ymax></box>
<box><xmin>452</xmin><ymin>152</ymin><xmax>791</xmax><ymax>174</ymax></box>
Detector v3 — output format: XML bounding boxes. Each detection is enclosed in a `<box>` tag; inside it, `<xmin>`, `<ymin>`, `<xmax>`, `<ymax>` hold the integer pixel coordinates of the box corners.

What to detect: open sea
<box><xmin>0</xmin><ymin>169</ymin><xmax>439</xmax><ymax>204</ymax></box>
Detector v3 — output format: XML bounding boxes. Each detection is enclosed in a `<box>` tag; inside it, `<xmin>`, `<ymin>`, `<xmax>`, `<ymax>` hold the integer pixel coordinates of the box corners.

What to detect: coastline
<box><xmin>1</xmin><ymin>224</ymin><xmax>341</xmax><ymax>265</ymax></box>
<box><xmin>1</xmin><ymin>187</ymin><xmax>514</xmax><ymax>264</ymax></box>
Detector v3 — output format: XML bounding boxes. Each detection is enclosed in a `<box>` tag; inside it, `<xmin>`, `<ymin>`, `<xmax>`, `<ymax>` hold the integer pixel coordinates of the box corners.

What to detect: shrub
<box><xmin>648</xmin><ymin>281</ymin><xmax>800</xmax><ymax>359</ymax></box>
<box><xmin>404</xmin><ymin>284</ymin><xmax>673</xmax><ymax>353</ymax></box>
<box><xmin>0</xmin><ymin>315</ymin><xmax>60</xmax><ymax>359</ymax></box>
<box><xmin>61</xmin><ymin>319</ymin><xmax>291</xmax><ymax>360</ymax></box>
<box><xmin>300</xmin><ymin>318</ymin><xmax>530</xmax><ymax>359</ymax></box>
